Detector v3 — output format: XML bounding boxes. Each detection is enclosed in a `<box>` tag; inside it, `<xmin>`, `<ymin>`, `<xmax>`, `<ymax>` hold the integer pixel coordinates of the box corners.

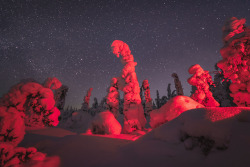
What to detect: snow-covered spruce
<box><xmin>142</xmin><ymin>80</ymin><xmax>153</xmax><ymax>115</ymax></box>
<box><xmin>172</xmin><ymin>73</ymin><xmax>184</xmax><ymax>96</ymax></box>
<box><xmin>0</xmin><ymin>78</ymin><xmax>61</xmax><ymax>129</ymax></box>
<box><xmin>111</xmin><ymin>40</ymin><xmax>146</xmax><ymax>133</ymax></box>
<box><xmin>106</xmin><ymin>78</ymin><xmax>120</xmax><ymax>118</ymax></box>
<box><xmin>81</xmin><ymin>88</ymin><xmax>93</xmax><ymax>112</ymax></box>
<box><xmin>217</xmin><ymin>17</ymin><xmax>250</xmax><ymax>107</ymax></box>
<box><xmin>0</xmin><ymin>78</ymin><xmax>62</xmax><ymax>166</ymax></box>
<box><xmin>211</xmin><ymin>64</ymin><xmax>234</xmax><ymax>107</ymax></box>
<box><xmin>188</xmin><ymin>64</ymin><xmax>220</xmax><ymax>107</ymax></box>
<box><xmin>54</xmin><ymin>85</ymin><xmax>69</xmax><ymax>110</ymax></box>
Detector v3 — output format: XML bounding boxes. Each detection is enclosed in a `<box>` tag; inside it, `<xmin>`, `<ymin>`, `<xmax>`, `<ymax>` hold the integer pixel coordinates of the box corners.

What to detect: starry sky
<box><xmin>0</xmin><ymin>0</ymin><xmax>249</xmax><ymax>109</ymax></box>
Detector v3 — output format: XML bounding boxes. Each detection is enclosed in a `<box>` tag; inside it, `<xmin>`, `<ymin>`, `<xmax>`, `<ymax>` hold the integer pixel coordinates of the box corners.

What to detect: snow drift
<box><xmin>150</xmin><ymin>96</ymin><xmax>204</xmax><ymax>128</ymax></box>
<box><xmin>145</xmin><ymin>107</ymin><xmax>250</xmax><ymax>155</ymax></box>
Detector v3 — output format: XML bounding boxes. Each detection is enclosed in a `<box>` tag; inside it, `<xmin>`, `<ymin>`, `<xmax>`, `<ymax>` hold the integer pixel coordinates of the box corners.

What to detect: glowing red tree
<box><xmin>188</xmin><ymin>64</ymin><xmax>219</xmax><ymax>107</ymax></box>
<box><xmin>111</xmin><ymin>40</ymin><xmax>146</xmax><ymax>133</ymax></box>
<box><xmin>0</xmin><ymin>78</ymin><xmax>62</xmax><ymax>166</ymax></box>
<box><xmin>217</xmin><ymin>17</ymin><xmax>250</xmax><ymax>107</ymax></box>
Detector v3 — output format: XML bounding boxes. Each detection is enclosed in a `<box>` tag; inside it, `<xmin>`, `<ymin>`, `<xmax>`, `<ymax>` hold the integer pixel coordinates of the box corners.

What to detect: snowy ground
<box><xmin>20</xmin><ymin>107</ymin><xmax>250</xmax><ymax>167</ymax></box>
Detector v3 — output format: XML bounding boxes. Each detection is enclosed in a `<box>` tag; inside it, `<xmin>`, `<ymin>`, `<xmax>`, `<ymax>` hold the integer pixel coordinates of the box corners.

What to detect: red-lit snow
<box><xmin>150</xmin><ymin>95</ymin><xmax>204</xmax><ymax>128</ymax></box>
<box><xmin>20</xmin><ymin>107</ymin><xmax>250</xmax><ymax>167</ymax></box>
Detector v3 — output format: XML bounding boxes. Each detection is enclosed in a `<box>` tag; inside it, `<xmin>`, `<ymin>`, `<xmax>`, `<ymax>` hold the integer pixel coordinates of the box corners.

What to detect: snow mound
<box><xmin>88</xmin><ymin>110</ymin><xmax>122</xmax><ymax>135</ymax></box>
<box><xmin>146</xmin><ymin>107</ymin><xmax>250</xmax><ymax>155</ymax></box>
<box><xmin>19</xmin><ymin>107</ymin><xmax>250</xmax><ymax>167</ymax></box>
<box><xmin>150</xmin><ymin>96</ymin><xmax>204</xmax><ymax>128</ymax></box>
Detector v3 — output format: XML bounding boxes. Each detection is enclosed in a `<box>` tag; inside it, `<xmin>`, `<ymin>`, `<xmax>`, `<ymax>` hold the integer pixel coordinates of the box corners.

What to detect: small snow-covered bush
<box><xmin>59</xmin><ymin>110</ymin><xmax>92</xmax><ymax>133</ymax></box>
<box><xmin>89</xmin><ymin>110</ymin><xmax>122</xmax><ymax>135</ymax></box>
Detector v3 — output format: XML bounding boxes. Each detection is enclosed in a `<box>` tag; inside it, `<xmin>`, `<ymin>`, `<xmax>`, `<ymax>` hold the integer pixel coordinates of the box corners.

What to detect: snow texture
<box><xmin>0</xmin><ymin>107</ymin><xmax>25</xmax><ymax>147</ymax></box>
<box><xmin>146</xmin><ymin>107</ymin><xmax>250</xmax><ymax>155</ymax></box>
<box><xmin>88</xmin><ymin>110</ymin><xmax>122</xmax><ymax>135</ymax></box>
<box><xmin>0</xmin><ymin>142</ymin><xmax>60</xmax><ymax>167</ymax></box>
<box><xmin>188</xmin><ymin>64</ymin><xmax>220</xmax><ymax>107</ymax></box>
<box><xmin>111</xmin><ymin>40</ymin><xmax>146</xmax><ymax>133</ymax></box>
<box><xmin>217</xmin><ymin>17</ymin><xmax>250</xmax><ymax>107</ymax></box>
<box><xmin>18</xmin><ymin>107</ymin><xmax>250</xmax><ymax>167</ymax></box>
<box><xmin>150</xmin><ymin>96</ymin><xmax>204</xmax><ymax>128</ymax></box>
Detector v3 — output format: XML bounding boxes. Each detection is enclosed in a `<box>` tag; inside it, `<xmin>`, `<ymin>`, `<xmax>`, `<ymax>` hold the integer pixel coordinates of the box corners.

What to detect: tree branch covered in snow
<box><xmin>217</xmin><ymin>17</ymin><xmax>250</xmax><ymax>107</ymax></box>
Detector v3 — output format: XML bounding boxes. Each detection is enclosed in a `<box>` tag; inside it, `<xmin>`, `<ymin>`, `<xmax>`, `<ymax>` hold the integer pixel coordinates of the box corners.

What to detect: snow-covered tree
<box><xmin>0</xmin><ymin>78</ymin><xmax>61</xmax><ymax>128</ymax></box>
<box><xmin>167</xmin><ymin>83</ymin><xmax>176</xmax><ymax>100</ymax></box>
<box><xmin>142</xmin><ymin>80</ymin><xmax>153</xmax><ymax>115</ymax></box>
<box><xmin>54</xmin><ymin>85</ymin><xmax>69</xmax><ymax>110</ymax></box>
<box><xmin>217</xmin><ymin>17</ymin><xmax>250</xmax><ymax>107</ymax></box>
<box><xmin>89</xmin><ymin>97</ymin><xmax>99</xmax><ymax>116</ymax></box>
<box><xmin>155</xmin><ymin>90</ymin><xmax>160</xmax><ymax>109</ymax></box>
<box><xmin>0</xmin><ymin>78</ymin><xmax>62</xmax><ymax>166</ymax></box>
<box><xmin>210</xmin><ymin>64</ymin><xmax>235</xmax><ymax>107</ymax></box>
<box><xmin>111</xmin><ymin>40</ymin><xmax>146</xmax><ymax>133</ymax></box>
<box><xmin>92</xmin><ymin>98</ymin><xmax>98</xmax><ymax>109</ymax></box>
<box><xmin>106</xmin><ymin>78</ymin><xmax>120</xmax><ymax>118</ymax></box>
<box><xmin>172</xmin><ymin>73</ymin><xmax>184</xmax><ymax>95</ymax></box>
<box><xmin>81</xmin><ymin>88</ymin><xmax>93</xmax><ymax>112</ymax></box>
<box><xmin>188</xmin><ymin>64</ymin><xmax>219</xmax><ymax>107</ymax></box>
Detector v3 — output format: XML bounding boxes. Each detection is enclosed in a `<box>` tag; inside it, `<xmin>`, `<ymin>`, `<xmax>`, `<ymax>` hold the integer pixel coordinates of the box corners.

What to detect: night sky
<box><xmin>0</xmin><ymin>0</ymin><xmax>249</xmax><ymax>108</ymax></box>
